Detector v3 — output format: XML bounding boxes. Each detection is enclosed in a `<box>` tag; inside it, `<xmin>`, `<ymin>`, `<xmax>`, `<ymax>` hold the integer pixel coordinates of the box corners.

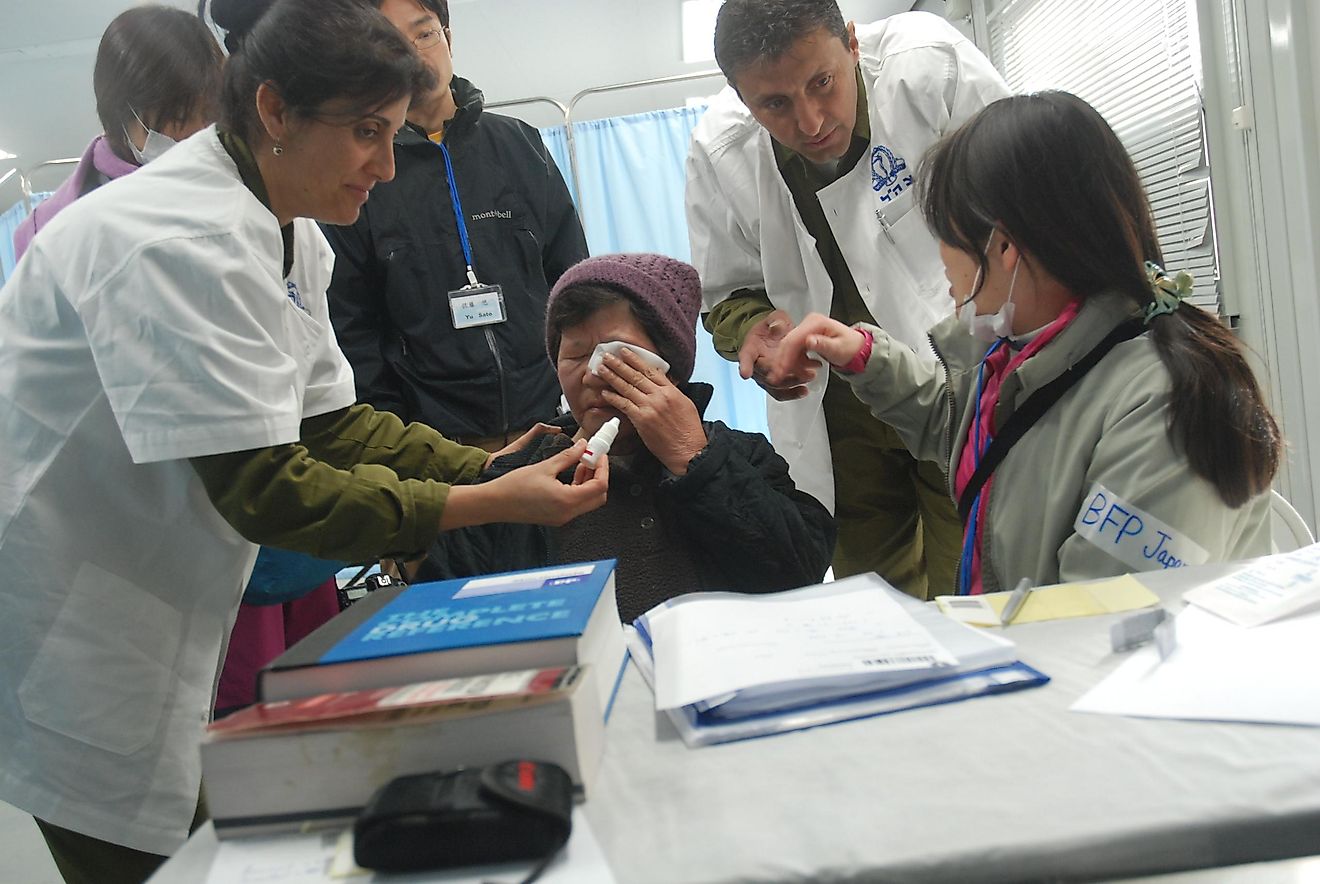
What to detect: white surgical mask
<box><xmin>124</xmin><ymin>106</ymin><xmax>179</xmax><ymax>165</ymax></box>
<box><xmin>955</xmin><ymin>231</ymin><xmax>1020</xmax><ymax>343</ymax></box>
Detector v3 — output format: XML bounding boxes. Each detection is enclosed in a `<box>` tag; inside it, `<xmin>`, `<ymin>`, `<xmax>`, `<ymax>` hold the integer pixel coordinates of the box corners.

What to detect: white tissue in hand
<box><xmin>588</xmin><ymin>341</ymin><xmax>670</xmax><ymax>376</ymax></box>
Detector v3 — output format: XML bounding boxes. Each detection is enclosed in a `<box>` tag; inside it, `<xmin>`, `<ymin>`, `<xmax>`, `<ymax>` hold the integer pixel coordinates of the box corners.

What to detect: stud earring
<box><xmin>272</xmin><ymin>140</ymin><xmax>284</xmax><ymax>157</ymax></box>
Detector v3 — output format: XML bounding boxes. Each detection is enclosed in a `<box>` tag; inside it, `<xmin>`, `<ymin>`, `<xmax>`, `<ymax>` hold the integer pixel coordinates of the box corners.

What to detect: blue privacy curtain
<box><xmin>0</xmin><ymin>192</ymin><xmax>55</xmax><ymax>284</ymax></box>
<box><xmin>540</xmin><ymin>124</ymin><xmax>574</xmax><ymax>203</ymax></box>
<box><xmin>0</xmin><ymin>195</ymin><xmax>44</xmax><ymax>284</ymax></box>
<box><xmin>541</xmin><ymin>106</ymin><xmax>769</xmax><ymax>437</ymax></box>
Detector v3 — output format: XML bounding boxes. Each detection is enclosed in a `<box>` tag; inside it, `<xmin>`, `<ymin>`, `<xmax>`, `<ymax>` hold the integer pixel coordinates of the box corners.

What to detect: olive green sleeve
<box><xmin>298</xmin><ymin>404</ymin><xmax>487</xmax><ymax>484</ymax></box>
<box><xmin>703</xmin><ymin>288</ymin><xmax>777</xmax><ymax>362</ymax></box>
<box><xmin>189</xmin><ymin>405</ymin><xmax>489</xmax><ymax>561</ymax></box>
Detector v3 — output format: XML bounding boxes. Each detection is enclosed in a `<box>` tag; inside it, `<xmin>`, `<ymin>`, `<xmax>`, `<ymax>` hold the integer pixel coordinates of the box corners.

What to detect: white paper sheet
<box><xmin>1071</xmin><ymin>604</ymin><xmax>1320</xmax><ymax>726</ymax></box>
<box><xmin>1182</xmin><ymin>542</ymin><xmax>1320</xmax><ymax>626</ymax></box>
<box><xmin>934</xmin><ymin>594</ymin><xmax>1001</xmax><ymax>626</ymax></box>
<box><xmin>205</xmin><ymin>830</ymin><xmax>339</xmax><ymax>884</ymax></box>
<box><xmin>203</xmin><ymin>808</ymin><xmax>616</xmax><ymax>884</ymax></box>
<box><xmin>453</xmin><ymin>564</ymin><xmax>596</xmax><ymax>599</ymax></box>
<box><xmin>648</xmin><ymin>581</ymin><xmax>956</xmax><ymax>711</ymax></box>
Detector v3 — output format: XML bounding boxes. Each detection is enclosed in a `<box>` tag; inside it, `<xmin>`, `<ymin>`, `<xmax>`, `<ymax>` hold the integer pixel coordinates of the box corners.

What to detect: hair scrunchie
<box><xmin>1143</xmin><ymin>261</ymin><xmax>1194</xmax><ymax>325</ymax></box>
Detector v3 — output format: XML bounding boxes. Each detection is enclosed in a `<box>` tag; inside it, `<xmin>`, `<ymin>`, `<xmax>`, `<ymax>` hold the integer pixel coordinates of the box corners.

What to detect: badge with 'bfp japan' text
<box><xmin>1073</xmin><ymin>482</ymin><xmax>1209</xmax><ymax>571</ymax></box>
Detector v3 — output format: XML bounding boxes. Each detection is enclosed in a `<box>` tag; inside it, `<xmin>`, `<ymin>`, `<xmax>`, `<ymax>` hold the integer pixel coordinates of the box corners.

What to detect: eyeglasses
<box><xmin>413</xmin><ymin>27</ymin><xmax>445</xmax><ymax>50</ymax></box>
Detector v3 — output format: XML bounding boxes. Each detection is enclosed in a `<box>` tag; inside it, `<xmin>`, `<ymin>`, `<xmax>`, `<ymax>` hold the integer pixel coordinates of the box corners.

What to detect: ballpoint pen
<box><xmin>1000</xmin><ymin>577</ymin><xmax>1034</xmax><ymax>625</ymax></box>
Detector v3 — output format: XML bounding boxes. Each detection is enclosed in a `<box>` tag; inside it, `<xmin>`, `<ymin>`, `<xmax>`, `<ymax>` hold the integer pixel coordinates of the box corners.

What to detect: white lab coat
<box><xmin>685</xmin><ymin>12</ymin><xmax>1009</xmax><ymax>511</ymax></box>
<box><xmin>0</xmin><ymin>127</ymin><xmax>355</xmax><ymax>854</ymax></box>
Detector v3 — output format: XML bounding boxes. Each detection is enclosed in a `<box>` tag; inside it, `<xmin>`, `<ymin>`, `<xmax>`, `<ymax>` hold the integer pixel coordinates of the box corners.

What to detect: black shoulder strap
<box><xmin>957</xmin><ymin>320</ymin><xmax>1145</xmax><ymax>523</ymax></box>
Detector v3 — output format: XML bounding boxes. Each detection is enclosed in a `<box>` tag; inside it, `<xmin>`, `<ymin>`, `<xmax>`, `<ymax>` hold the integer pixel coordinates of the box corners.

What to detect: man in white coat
<box><xmin>685</xmin><ymin>0</ymin><xmax>1008</xmax><ymax>597</ymax></box>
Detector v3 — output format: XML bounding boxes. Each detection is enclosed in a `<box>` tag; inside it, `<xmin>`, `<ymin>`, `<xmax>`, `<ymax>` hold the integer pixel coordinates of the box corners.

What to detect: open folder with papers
<box><xmin>628</xmin><ymin>573</ymin><xmax>1049</xmax><ymax>746</ymax></box>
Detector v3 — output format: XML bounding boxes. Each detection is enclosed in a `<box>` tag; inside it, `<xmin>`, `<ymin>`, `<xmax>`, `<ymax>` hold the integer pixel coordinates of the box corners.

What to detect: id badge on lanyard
<box><xmin>438</xmin><ymin>140</ymin><xmax>508</xmax><ymax>330</ymax></box>
<box><xmin>449</xmin><ymin>283</ymin><xmax>507</xmax><ymax>329</ymax></box>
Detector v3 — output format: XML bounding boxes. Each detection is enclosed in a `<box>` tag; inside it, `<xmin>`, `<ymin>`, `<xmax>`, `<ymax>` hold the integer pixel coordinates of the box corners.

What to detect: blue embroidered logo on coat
<box><xmin>871</xmin><ymin>144</ymin><xmax>913</xmax><ymax>203</ymax></box>
<box><xmin>287</xmin><ymin>280</ymin><xmax>308</xmax><ymax>312</ymax></box>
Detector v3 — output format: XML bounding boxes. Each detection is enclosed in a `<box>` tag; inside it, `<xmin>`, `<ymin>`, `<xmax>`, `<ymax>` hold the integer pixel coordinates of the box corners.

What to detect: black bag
<box><xmin>353</xmin><ymin>761</ymin><xmax>573</xmax><ymax>876</ymax></box>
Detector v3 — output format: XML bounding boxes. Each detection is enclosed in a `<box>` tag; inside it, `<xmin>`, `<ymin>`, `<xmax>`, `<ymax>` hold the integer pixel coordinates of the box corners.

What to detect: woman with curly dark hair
<box><xmin>0</xmin><ymin>1</ymin><xmax>607</xmax><ymax>880</ymax></box>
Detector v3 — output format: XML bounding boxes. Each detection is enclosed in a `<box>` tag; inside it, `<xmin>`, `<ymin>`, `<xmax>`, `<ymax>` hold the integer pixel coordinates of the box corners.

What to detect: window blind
<box><xmin>987</xmin><ymin>0</ymin><xmax>1219</xmax><ymax>312</ymax></box>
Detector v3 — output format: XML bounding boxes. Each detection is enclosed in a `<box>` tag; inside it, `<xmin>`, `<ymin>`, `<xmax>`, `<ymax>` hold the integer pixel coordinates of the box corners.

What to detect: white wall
<box><xmin>1198</xmin><ymin>0</ymin><xmax>1320</xmax><ymax>529</ymax></box>
<box><xmin>451</xmin><ymin>0</ymin><xmax>915</xmax><ymax>128</ymax></box>
<box><xmin>0</xmin><ymin>0</ymin><xmax>920</xmax><ymax>184</ymax></box>
<box><xmin>1314</xmin><ymin>0</ymin><xmax>1320</xmax><ymax>126</ymax></box>
<box><xmin>1</xmin><ymin>53</ymin><xmax>98</xmax><ymax>174</ymax></box>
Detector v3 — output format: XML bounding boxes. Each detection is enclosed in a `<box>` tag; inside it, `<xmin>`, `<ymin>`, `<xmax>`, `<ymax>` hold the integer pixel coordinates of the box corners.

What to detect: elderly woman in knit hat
<box><xmin>418</xmin><ymin>253</ymin><xmax>835</xmax><ymax>623</ymax></box>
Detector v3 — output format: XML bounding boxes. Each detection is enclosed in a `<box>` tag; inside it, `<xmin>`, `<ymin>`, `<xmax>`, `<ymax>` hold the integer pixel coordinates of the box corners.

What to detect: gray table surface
<box><xmin>152</xmin><ymin>564</ymin><xmax>1320</xmax><ymax>883</ymax></box>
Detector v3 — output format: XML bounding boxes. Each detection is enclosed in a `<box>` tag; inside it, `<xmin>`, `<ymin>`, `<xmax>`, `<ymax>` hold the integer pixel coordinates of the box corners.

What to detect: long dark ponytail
<box><xmin>920</xmin><ymin>91</ymin><xmax>1280</xmax><ymax>508</ymax></box>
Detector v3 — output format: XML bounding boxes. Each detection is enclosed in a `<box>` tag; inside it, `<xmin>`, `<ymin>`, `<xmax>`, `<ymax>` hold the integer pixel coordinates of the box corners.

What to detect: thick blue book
<box><xmin>259</xmin><ymin>560</ymin><xmax>627</xmax><ymax>718</ymax></box>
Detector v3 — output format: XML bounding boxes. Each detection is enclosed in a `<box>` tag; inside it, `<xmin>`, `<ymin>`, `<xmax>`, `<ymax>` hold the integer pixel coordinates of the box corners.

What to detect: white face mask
<box><xmin>124</xmin><ymin>106</ymin><xmax>179</xmax><ymax>165</ymax></box>
<box><xmin>954</xmin><ymin>231</ymin><xmax>1020</xmax><ymax>343</ymax></box>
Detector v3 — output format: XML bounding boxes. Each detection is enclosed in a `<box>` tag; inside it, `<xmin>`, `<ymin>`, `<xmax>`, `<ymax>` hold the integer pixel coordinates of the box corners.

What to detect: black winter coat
<box><xmin>416</xmin><ymin>384</ymin><xmax>837</xmax><ymax>623</ymax></box>
<box><xmin>322</xmin><ymin>77</ymin><xmax>588</xmax><ymax>440</ymax></box>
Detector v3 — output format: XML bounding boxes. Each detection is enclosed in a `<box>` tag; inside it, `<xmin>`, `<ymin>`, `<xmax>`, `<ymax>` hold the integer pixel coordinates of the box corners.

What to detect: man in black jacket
<box><xmin>325</xmin><ymin>0</ymin><xmax>588</xmax><ymax>449</ymax></box>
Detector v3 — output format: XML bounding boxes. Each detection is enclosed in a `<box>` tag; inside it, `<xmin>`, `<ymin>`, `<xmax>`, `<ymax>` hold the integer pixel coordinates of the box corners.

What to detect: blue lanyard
<box><xmin>438</xmin><ymin>141</ymin><xmax>479</xmax><ymax>287</ymax></box>
<box><xmin>957</xmin><ymin>339</ymin><xmax>1005</xmax><ymax>595</ymax></box>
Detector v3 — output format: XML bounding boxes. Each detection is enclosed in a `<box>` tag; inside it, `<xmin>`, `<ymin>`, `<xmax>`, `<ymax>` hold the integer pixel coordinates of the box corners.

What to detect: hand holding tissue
<box><xmin>588</xmin><ymin>341</ymin><xmax>669</xmax><ymax>378</ymax></box>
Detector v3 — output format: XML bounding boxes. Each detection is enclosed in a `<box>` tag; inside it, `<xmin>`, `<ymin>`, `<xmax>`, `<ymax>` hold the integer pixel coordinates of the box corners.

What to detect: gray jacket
<box><xmin>848</xmin><ymin>290</ymin><xmax>1271</xmax><ymax>592</ymax></box>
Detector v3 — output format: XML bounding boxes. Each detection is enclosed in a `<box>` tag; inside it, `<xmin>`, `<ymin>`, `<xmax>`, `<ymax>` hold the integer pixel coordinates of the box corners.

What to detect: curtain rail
<box><xmin>18</xmin><ymin>158</ymin><xmax>78</xmax><ymax>214</ymax></box>
<box><xmin>564</xmin><ymin>71</ymin><xmax>721</xmax><ymax>226</ymax></box>
<box><xmin>13</xmin><ymin>72</ymin><xmax>726</xmax><ymax>232</ymax></box>
<box><xmin>485</xmin><ymin>95</ymin><xmax>570</xmax><ymax>117</ymax></box>
<box><xmin>489</xmin><ymin>70</ymin><xmax>723</xmax><ymax>237</ymax></box>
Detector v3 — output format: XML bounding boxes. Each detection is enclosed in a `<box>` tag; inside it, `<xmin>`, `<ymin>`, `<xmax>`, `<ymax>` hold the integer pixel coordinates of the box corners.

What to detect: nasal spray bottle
<box><xmin>580</xmin><ymin>417</ymin><xmax>620</xmax><ymax>469</ymax></box>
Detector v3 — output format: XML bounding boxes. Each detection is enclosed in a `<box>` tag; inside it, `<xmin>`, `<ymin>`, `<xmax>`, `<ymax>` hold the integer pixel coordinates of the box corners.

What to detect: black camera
<box><xmin>336</xmin><ymin>570</ymin><xmax>402</xmax><ymax>610</ymax></box>
<box><xmin>353</xmin><ymin>761</ymin><xmax>573</xmax><ymax>874</ymax></box>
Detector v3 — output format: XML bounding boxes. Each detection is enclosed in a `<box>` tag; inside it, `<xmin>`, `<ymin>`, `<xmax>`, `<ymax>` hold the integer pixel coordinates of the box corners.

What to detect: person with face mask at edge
<box><xmin>0</xmin><ymin>1</ymin><xmax>609</xmax><ymax>882</ymax></box>
<box><xmin>419</xmin><ymin>253</ymin><xmax>835</xmax><ymax>623</ymax></box>
<box><xmin>11</xmin><ymin>6</ymin><xmax>222</xmax><ymax>260</ymax></box>
<box><xmin>686</xmin><ymin>0</ymin><xmax>1010</xmax><ymax>602</ymax></box>
<box><xmin>770</xmin><ymin>91</ymin><xmax>1281</xmax><ymax>595</ymax></box>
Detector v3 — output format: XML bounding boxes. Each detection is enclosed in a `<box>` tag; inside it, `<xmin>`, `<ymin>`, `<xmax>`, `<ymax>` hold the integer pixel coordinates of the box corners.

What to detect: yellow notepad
<box><xmin>936</xmin><ymin>575</ymin><xmax>1159</xmax><ymax>626</ymax></box>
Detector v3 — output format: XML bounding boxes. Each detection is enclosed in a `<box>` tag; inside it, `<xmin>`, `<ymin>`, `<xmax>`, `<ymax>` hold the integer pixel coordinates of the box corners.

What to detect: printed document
<box><xmin>1183</xmin><ymin>542</ymin><xmax>1320</xmax><ymax>626</ymax></box>
<box><xmin>648</xmin><ymin>579</ymin><xmax>956</xmax><ymax>711</ymax></box>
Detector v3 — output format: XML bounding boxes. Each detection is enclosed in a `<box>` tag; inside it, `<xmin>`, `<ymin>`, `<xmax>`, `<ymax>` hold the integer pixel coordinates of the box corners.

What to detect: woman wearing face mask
<box><xmin>772</xmin><ymin>91</ymin><xmax>1281</xmax><ymax>595</ymax></box>
<box><xmin>0</xmin><ymin>1</ymin><xmax>608</xmax><ymax>881</ymax></box>
<box><xmin>11</xmin><ymin>6</ymin><xmax>222</xmax><ymax>260</ymax></box>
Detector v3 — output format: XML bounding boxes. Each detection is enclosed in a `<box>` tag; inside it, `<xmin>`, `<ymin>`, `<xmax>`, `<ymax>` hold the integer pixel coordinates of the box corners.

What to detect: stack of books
<box><xmin>203</xmin><ymin>667</ymin><xmax>602</xmax><ymax>838</ymax></box>
<box><xmin>260</xmin><ymin>560</ymin><xmax>628</xmax><ymax>718</ymax></box>
<box><xmin>204</xmin><ymin>560</ymin><xmax>628</xmax><ymax>838</ymax></box>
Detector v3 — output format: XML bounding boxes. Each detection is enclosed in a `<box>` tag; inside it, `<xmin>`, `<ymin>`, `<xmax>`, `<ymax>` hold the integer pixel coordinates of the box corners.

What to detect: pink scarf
<box><xmin>953</xmin><ymin>299</ymin><xmax>1081</xmax><ymax>593</ymax></box>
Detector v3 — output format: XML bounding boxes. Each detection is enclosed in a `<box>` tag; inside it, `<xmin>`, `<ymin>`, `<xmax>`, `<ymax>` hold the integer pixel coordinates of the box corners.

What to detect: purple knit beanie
<box><xmin>547</xmin><ymin>253</ymin><xmax>703</xmax><ymax>383</ymax></box>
